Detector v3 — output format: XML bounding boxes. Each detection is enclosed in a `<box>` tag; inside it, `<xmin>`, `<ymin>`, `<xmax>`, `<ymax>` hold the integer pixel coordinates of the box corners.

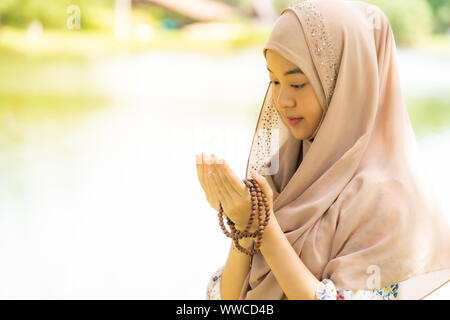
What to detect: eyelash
<box><xmin>268</xmin><ymin>81</ymin><xmax>306</xmax><ymax>89</ymax></box>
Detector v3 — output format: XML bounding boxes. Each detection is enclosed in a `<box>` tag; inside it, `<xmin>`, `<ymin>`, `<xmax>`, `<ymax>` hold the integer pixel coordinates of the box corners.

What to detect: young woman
<box><xmin>196</xmin><ymin>0</ymin><xmax>450</xmax><ymax>300</ymax></box>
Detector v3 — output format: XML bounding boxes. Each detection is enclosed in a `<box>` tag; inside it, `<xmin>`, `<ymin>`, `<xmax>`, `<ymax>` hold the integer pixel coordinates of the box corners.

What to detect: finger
<box><xmin>217</xmin><ymin>158</ymin><xmax>246</xmax><ymax>196</ymax></box>
<box><xmin>205</xmin><ymin>155</ymin><xmax>223</xmax><ymax>210</ymax></box>
<box><xmin>196</xmin><ymin>153</ymin><xmax>213</xmax><ymax>201</ymax></box>
<box><xmin>202</xmin><ymin>153</ymin><xmax>217</xmax><ymax>207</ymax></box>
<box><xmin>214</xmin><ymin>156</ymin><xmax>242</xmax><ymax>200</ymax></box>
<box><xmin>196</xmin><ymin>153</ymin><xmax>206</xmax><ymax>189</ymax></box>
<box><xmin>251</xmin><ymin>170</ymin><xmax>273</xmax><ymax>199</ymax></box>
<box><xmin>211</xmin><ymin>155</ymin><xmax>234</xmax><ymax>202</ymax></box>
<box><xmin>208</xmin><ymin>164</ymin><xmax>225</xmax><ymax>207</ymax></box>
<box><xmin>200</xmin><ymin>152</ymin><xmax>209</xmax><ymax>192</ymax></box>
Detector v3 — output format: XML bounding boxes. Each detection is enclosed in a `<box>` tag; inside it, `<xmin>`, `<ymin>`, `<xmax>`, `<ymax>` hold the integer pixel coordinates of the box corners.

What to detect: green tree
<box><xmin>364</xmin><ymin>0</ymin><xmax>434</xmax><ymax>44</ymax></box>
<box><xmin>427</xmin><ymin>0</ymin><xmax>450</xmax><ymax>32</ymax></box>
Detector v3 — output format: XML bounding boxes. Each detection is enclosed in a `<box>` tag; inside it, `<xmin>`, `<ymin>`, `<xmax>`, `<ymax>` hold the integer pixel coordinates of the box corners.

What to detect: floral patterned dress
<box><xmin>206</xmin><ymin>265</ymin><xmax>399</xmax><ymax>300</ymax></box>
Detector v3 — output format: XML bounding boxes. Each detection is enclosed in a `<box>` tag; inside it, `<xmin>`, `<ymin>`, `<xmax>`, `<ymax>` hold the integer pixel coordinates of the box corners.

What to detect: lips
<box><xmin>287</xmin><ymin>116</ymin><xmax>304</xmax><ymax>126</ymax></box>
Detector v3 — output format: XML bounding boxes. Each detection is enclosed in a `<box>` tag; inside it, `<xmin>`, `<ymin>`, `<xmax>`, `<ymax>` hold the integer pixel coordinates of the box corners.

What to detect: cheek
<box><xmin>272</xmin><ymin>86</ymin><xmax>322</xmax><ymax>122</ymax></box>
<box><xmin>299</xmin><ymin>87</ymin><xmax>322</xmax><ymax>120</ymax></box>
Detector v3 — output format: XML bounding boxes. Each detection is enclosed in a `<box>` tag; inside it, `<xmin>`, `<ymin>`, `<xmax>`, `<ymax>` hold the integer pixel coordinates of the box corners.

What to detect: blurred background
<box><xmin>0</xmin><ymin>0</ymin><xmax>449</xmax><ymax>299</ymax></box>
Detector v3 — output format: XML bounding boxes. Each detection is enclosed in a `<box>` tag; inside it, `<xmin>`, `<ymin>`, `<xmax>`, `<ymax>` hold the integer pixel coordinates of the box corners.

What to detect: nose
<box><xmin>276</xmin><ymin>87</ymin><xmax>295</xmax><ymax>110</ymax></box>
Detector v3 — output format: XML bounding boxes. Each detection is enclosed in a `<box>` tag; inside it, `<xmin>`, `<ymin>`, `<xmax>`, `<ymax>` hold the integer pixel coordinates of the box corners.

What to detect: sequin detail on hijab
<box><xmin>283</xmin><ymin>0</ymin><xmax>339</xmax><ymax>103</ymax></box>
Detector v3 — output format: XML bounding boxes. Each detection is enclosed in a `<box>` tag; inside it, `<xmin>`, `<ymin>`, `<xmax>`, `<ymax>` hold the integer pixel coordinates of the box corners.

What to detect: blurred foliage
<box><xmin>427</xmin><ymin>0</ymin><xmax>450</xmax><ymax>32</ymax></box>
<box><xmin>216</xmin><ymin>0</ymin><xmax>256</xmax><ymax>13</ymax></box>
<box><xmin>364</xmin><ymin>0</ymin><xmax>434</xmax><ymax>44</ymax></box>
<box><xmin>0</xmin><ymin>0</ymin><xmax>114</xmax><ymax>29</ymax></box>
<box><xmin>0</xmin><ymin>50</ymin><xmax>110</xmax><ymax>147</ymax></box>
<box><xmin>270</xmin><ymin>0</ymin><xmax>435</xmax><ymax>45</ymax></box>
<box><xmin>407</xmin><ymin>96</ymin><xmax>450</xmax><ymax>135</ymax></box>
<box><xmin>0</xmin><ymin>0</ymin><xmax>447</xmax><ymax>44</ymax></box>
<box><xmin>246</xmin><ymin>0</ymin><xmax>446</xmax><ymax>39</ymax></box>
<box><xmin>133</xmin><ymin>3</ymin><xmax>196</xmax><ymax>29</ymax></box>
<box><xmin>270</xmin><ymin>0</ymin><xmax>298</xmax><ymax>14</ymax></box>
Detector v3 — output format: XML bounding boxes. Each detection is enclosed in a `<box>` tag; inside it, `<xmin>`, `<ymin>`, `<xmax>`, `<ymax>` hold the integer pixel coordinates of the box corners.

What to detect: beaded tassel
<box><xmin>218</xmin><ymin>178</ymin><xmax>271</xmax><ymax>256</ymax></box>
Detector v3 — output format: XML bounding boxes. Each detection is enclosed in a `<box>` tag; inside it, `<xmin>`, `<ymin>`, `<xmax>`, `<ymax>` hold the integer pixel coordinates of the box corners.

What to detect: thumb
<box><xmin>251</xmin><ymin>170</ymin><xmax>273</xmax><ymax>199</ymax></box>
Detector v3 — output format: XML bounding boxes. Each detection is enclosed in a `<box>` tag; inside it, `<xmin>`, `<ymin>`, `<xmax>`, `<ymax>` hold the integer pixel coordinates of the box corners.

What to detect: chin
<box><xmin>291</xmin><ymin>129</ymin><xmax>311</xmax><ymax>141</ymax></box>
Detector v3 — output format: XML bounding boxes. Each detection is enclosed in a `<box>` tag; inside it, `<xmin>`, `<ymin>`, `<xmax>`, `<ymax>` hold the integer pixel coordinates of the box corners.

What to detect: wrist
<box><xmin>232</xmin><ymin>236</ymin><xmax>254</xmax><ymax>246</ymax></box>
<box><xmin>234</xmin><ymin>220</ymin><xmax>259</xmax><ymax>234</ymax></box>
<box><xmin>234</xmin><ymin>209</ymin><xmax>268</xmax><ymax>233</ymax></box>
<box><xmin>259</xmin><ymin>211</ymin><xmax>278</xmax><ymax>251</ymax></box>
<box><xmin>231</xmin><ymin>237</ymin><xmax>254</xmax><ymax>254</ymax></box>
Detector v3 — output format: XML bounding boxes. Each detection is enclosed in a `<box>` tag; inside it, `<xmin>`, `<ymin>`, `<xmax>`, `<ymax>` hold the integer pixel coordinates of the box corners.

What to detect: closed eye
<box><xmin>268</xmin><ymin>81</ymin><xmax>307</xmax><ymax>89</ymax></box>
<box><xmin>291</xmin><ymin>84</ymin><xmax>307</xmax><ymax>89</ymax></box>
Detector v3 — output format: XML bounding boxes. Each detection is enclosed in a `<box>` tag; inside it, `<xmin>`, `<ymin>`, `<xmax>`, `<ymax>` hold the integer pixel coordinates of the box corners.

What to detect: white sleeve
<box><xmin>206</xmin><ymin>265</ymin><xmax>225</xmax><ymax>300</ymax></box>
<box><xmin>316</xmin><ymin>278</ymin><xmax>399</xmax><ymax>300</ymax></box>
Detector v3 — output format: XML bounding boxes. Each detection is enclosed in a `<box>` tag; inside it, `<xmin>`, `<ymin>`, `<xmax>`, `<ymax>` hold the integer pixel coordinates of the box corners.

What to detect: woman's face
<box><xmin>265</xmin><ymin>49</ymin><xmax>323</xmax><ymax>140</ymax></box>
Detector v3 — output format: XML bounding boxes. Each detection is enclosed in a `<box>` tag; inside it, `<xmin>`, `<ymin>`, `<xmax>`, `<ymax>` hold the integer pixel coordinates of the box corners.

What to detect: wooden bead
<box><xmin>217</xmin><ymin>178</ymin><xmax>271</xmax><ymax>256</ymax></box>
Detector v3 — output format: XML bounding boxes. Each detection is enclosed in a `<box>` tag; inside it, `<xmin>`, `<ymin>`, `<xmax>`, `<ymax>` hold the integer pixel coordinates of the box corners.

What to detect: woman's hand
<box><xmin>195</xmin><ymin>153</ymin><xmax>274</xmax><ymax>232</ymax></box>
<box><xmin>196</xmin><ymin>152</ymin><xmax>221</xmax><ymax>212</ymax></box>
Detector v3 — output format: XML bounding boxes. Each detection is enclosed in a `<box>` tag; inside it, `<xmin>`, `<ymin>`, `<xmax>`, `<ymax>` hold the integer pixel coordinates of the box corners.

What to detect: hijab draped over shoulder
<box><xmin>243</xmin><ymin>0</ymin><xmax>450</xmax><ymax>300</ymax></box>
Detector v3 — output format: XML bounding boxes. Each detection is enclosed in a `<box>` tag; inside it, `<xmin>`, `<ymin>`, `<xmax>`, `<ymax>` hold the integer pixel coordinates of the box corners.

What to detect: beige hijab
<box><xmin>242</xmin><ymin>0</ymin><xmax>450</xmax><ymax>300</ymax></box>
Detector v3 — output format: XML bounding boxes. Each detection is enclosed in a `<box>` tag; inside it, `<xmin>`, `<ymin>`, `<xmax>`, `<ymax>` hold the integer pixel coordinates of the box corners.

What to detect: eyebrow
<box><xmin>267</xmin><ymin>66</ymin><xmax>304</xmax><ymax>76</ymax></box>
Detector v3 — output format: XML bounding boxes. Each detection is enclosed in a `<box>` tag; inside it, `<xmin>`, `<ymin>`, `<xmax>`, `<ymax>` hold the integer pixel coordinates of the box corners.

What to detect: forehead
<box><xmin>266</xmin><ymin>49</ymin><xmax>304</xmax><ymax>76</ymax></box>
<box><xmin>265</xmin><ymin>49</ymin><xmax>296</xmax><ymax>66</ymax></box>
<box><xmin>265</xmin><ymin>49</ymin><xmax>301</xmax><ymax>75</ymax></box>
